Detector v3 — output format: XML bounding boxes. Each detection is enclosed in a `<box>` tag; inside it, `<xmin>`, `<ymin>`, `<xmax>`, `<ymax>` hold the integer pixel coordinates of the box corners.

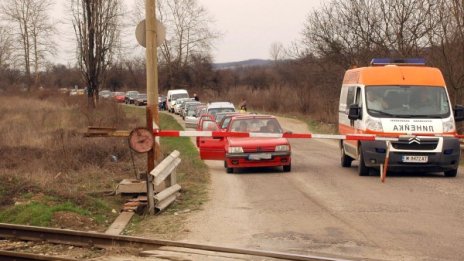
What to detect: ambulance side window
<box><xmin>355</xmin><ymin>87</ymin><xmax>362</xmax><ymax>106</ymax></box>
<box><xmin>345</xmin><ymin>87</ymin><xmax>355</xmax><ymax>115</ymax></box>
<box><xmin>355</xmin><ymin>87</ymin><xmax>363</xmax><ymax>119</ymax></box>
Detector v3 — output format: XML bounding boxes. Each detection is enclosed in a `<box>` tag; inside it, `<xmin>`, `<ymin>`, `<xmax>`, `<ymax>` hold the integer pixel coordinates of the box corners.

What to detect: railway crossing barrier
<box><xmin>152</xmin><ymin>129</ymin><xmax>464</xmax><ymax>140</ymax></box>
<box><xmin>153</xmin><ymin>129</ymin><xmax>464</xmax><ymax>183</ymax></box>
<box><xmin>86</xmin><ymin>125</ymin><xmax>464</xmax><ymax>199</ymax></box>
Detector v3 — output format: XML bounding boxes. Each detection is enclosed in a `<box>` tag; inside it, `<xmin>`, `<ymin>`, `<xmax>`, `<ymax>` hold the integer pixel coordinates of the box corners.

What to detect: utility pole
<box><xmin>145</xmin><ymin>0</ymin><xmax>160</xmax><ymax>215</ymax></box>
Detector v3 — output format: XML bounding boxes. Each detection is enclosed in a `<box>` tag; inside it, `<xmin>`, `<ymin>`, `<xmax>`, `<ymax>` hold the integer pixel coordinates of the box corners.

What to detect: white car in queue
<box><xmin>174</xmin><ymin>98</ymin><xmax>194</xmax><ymax>114</ymax></box>
<box><xmin>207</xmin><ymin>102</ymin><xmax>236</xmax><ymax>118</ymax></box>
<box><xmin>166</xmin><ymin>89</ymin><xmax>189</xmax><ymax>113</ymax></box>
<box><xmin>185</xmin><ymin>104</ymin><xmax>207</xmax><ymax>128</ymax></box>
<box><xmin>182</xmin><ymin>101</ymin><xmax>201</xmax><ymax>119</ymax></box>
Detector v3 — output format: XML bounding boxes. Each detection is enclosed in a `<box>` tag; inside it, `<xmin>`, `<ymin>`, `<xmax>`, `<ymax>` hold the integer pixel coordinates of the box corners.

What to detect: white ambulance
<box><xmin>339</xmin><ymin>58</ymin><xmax>464</xmax><ymax>177</ymax></box>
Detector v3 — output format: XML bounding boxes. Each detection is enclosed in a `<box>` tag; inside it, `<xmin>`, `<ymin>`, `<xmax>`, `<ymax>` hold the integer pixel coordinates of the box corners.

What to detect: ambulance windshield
<box><xmin>365</xmin><ymin>86</ymin><xmax>450</xmax><ymax>118</ymax></box>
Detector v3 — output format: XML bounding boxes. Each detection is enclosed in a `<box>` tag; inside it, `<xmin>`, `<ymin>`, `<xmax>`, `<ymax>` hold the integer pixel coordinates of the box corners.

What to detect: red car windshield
<box><xmin>230</xmin><ymin>118</ymin><xmax>282</xmax><ymax>133</ymax></box>
<box><xmin>202</xmin><ymin>120</ymin><xmax>218</xmax><ymax>131</ymax></box>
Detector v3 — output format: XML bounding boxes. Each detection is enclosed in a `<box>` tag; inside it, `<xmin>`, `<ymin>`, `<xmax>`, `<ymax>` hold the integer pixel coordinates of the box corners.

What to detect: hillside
<box><xmin>212</xmin><ymin>59</ymin><xmax>272</xmax><ymax>70</ymax></box>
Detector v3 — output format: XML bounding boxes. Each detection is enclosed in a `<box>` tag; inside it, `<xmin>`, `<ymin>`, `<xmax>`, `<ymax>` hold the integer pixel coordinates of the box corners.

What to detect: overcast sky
<box><xmin>197</xmin><ymin>0</ymin><xmax>321</xmax><ymax>63</ymax></box>
<box><xmin>52</xmin><ymin>0</ymin><xmax>321</xmax><ymax>65</ymax></box>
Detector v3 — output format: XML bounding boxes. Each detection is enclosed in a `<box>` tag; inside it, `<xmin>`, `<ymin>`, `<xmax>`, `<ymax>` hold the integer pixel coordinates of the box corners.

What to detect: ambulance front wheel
<box><xmin>340</xmin><ymin>142</ymin><xmax>353</xmax><ymax>167</ymax></box>
<box><xmin>444</xmin><ymin>169</ymin><xmax>457</xmax><ymax>177</ymax></box>
<box><xmin>358</xmin><ymin>145</ymin><xmax>370</xmax><ymax>176</ymax></box>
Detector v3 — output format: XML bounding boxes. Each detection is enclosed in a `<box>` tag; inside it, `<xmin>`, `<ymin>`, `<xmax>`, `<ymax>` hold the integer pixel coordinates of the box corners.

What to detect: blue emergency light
<box><xmin>370</xmin><ymin>58</ymin><xmax>426</xmax><ymax>66</ymax></box>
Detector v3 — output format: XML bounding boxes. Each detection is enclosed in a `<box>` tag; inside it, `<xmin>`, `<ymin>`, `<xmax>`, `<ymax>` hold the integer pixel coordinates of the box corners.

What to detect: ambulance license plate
<box><xmin>402</xmin><ymin>155</ymin><xmax>428</xmax><ymax>163</ymax></box>
<box><xmin>249</xmin><ymin>153</ymin><xmax>272</xmax><ymax>160</ymax></box>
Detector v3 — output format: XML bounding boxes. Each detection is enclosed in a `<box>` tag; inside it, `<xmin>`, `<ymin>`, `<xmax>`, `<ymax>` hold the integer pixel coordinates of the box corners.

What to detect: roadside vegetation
<box><xmin>0</xmin><ymin>92</ymin><xmax>134</xmax><ymax>230</ymax></box>
<box><xmin>0</xmin><ymin>93</ymin><xmax>210</xmax><ymax>236</ymax></box>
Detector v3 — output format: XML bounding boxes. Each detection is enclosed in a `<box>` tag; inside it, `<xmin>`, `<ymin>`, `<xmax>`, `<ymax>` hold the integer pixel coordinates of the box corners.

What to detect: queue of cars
<box><xmin>93</xmin><ymin>90</ymin><xmax>153</xmax><ymax>107</ymax></box>
<box><xmin>94</xmin><ymin>87</ymin><xmax>292</xmax><ymax>174</ymax></box>
<box><xmin>167</xmin><ymin>89</ymin><xmax>292</xmax><ymax>174</ymax></box>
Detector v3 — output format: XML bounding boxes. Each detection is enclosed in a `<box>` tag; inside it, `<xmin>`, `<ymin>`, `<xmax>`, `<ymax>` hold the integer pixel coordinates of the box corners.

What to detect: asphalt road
<box><xmin>174</xmin><ymin>114</ymin><xmax>464</xmax><ymax>261</ymax></box>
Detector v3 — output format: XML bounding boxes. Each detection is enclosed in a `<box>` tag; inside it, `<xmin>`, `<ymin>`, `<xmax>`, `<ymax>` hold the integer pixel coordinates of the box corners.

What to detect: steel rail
<box><xmin>0</xmin><ymin>250</ymin><xmax>77</xmax><ymax>261</ymax></box>
<box><xmin>0</xmin><ymin>223</ymin><xmax>351</xmax><ymax>261</ymax></box>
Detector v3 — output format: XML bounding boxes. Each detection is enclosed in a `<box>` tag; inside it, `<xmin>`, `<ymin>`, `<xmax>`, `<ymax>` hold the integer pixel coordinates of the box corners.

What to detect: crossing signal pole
<box><xmin>145</xmin><ymin>0</ymin><xmax>160</xmax><ymax>215</ymax></box>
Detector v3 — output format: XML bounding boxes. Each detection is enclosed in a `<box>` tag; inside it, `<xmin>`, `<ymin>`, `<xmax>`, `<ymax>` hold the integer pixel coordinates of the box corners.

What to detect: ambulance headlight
<box><xmin>366</xmin><ymin>118</ymin><xmax>383</xmax><ymax>132</ymax></box>
<box><xmin>443</xmin><ymin>118</ymin><xmax>455</xmax><ymax>133</ymax></box>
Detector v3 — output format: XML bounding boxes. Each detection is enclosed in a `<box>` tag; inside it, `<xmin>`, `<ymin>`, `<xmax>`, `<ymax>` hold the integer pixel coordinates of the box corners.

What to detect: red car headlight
<box><xmin>228</xmin><ymin>147</ymin><xmax>244</xmax><ymax>153</ymax></box>
<box><xmin>275</xmin><ymin>145</ymin><xmax>290</xmax><ymax>152</ymax></box>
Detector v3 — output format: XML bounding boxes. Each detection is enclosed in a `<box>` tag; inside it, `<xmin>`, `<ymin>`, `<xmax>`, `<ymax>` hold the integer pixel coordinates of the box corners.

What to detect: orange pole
<box><xmin>381</xmin><ymin>141</ymin><xmax>390</xmax><ymax>183</ymax></box>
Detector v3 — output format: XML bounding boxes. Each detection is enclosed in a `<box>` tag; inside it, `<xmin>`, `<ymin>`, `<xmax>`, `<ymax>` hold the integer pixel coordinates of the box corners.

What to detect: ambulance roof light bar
<box><xmin>370</xmin><ymin>58</ymin><xmax>426</xmax><ymax>66</ymax></box>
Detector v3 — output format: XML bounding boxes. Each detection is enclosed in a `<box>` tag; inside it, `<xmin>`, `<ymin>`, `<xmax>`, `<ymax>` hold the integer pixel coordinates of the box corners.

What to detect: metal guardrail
<box><xmin>150</xmin><ymin>150</ymin><xmax>182</xmax><ymax>212</ymax></box>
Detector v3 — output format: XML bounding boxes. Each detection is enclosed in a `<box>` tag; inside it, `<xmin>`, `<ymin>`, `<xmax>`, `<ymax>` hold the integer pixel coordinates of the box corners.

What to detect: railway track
<box><xmin>0</xmin><ymin>223</ymin><xmax>351</xmax><ymax>261</ymax></box>
<box><xmin>0</xmin><ymin>249</ymin><xmax>78</xmax><ymax>261</ymax></box>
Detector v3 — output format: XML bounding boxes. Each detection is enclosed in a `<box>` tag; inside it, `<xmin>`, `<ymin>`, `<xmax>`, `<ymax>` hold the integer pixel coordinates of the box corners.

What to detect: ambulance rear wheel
<box><xmin>340</xmin><ymin>143</ymin><xmax>353</xmax><ymax>167</ymax></box>
<box><xmin>358</xmin><ymin>145</ymin><xmax>370</xmax><ymax>176</ymax></box>
<box><xmin>444</xmin><ymin>169</ymin><xmax>457</xmax><ymax>177</ymax></box>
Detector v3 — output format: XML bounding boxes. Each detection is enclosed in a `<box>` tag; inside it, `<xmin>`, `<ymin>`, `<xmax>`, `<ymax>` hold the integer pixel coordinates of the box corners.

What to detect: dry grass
<box><xmin>0</xmin><ymin>91</ymin><xmax>210</xmax><ymax>233</ymax></box>
<box><xmin>0</xmin><ymin>92</ymin><xmax>142</xmax><ymax>220</ymax></box>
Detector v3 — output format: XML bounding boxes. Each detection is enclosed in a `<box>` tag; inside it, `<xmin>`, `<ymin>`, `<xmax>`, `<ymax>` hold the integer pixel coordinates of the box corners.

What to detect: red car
<box><xmin>112</xmin><ymin>92</ymin><xmax>125</xmax><ymax>103</ymax></box>
<box><xmin>196</xmin><ymin>114</ymin><xmax>216</xmax><ymax>147</ymax></box>
<box><xmin>197</xmin><ymin>118</ymin><xmax>220</xmax><ymax>150</ymax></box>
<box><xmin>199</xmin><ymin>115</ymin><xmax>291</xmax><ymax>173</ymax></box>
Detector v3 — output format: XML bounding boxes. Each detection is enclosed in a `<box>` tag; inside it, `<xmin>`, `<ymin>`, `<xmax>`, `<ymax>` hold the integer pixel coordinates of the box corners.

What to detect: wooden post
<box><xmin>145</xmin><ymin>0</ymin><xmax>160</xmax><ymax>215</ymax></box>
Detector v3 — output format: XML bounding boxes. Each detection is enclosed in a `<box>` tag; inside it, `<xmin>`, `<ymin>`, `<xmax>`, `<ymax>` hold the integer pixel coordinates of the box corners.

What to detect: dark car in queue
<box><xmin>215</xmin><ymin>112</ymin><xmax>243</xmax><ymax>126</ymax></box>
<box><xmin>125</xmin><ymin>91</ymin><xmax>140</xmax><ymax>104</ymax></box>
<box><xmin>134</xmin><ymin>93</ymin><xmax>147</xmax><ymax>106</ymax></box>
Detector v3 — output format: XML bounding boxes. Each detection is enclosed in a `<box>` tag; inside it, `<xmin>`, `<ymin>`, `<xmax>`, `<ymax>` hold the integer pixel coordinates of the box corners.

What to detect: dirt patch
<box><xmin>52</xmin><ymin>211</ymin><xmax>99</xmax><ymax>231</ymax></box>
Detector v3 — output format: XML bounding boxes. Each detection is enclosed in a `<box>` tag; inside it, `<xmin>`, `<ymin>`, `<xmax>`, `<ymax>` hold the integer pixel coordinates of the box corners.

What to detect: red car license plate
<box><xmin>248</xmin><ymin>153</ymin><xmax>272</xmax><ymax>160</ymax></box>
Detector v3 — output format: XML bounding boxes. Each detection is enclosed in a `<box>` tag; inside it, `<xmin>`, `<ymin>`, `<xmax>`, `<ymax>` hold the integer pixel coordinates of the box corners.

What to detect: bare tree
<box><xmin>0</xmin><ymin>25</ymin><xmax>13</xmax><ymax>70</ymax></box>
<box><xmin>378</xmin><ymin>0</ymin><xmax>436</xmax><ymax>57</ymax></box>
<box><xmin>71</xmin><ymin>0</ymin><xmax>122</xmax><ymax>107</ymax></box>
<box><xmin>1</xmin><ymin>0</ymin><xmax>55</xmax><ymax>90</ymax></box>
<box><xmin>135</xmin><ymin>0</ymin><xmax>219</xmax><ymax>88</ymax></box>
<box><xmin>162</xmin><ymin>0</ymin><xmax>217</xmax><ymax>66</ymax></box>
<box><xmin>269</xmin><ymin>42</ymin><xmax>284</xmax><ymax>62</ymax></box>
<box><xmin>302</xmin><ymin>0</ymin><xmax>436</xmax><ymax>66</ymax></box>
<box><xmin>303</xmin><ymin>1</ymin><xmax>364</xmax><ymax>66</ymax></box>
<box><xmin>427</xmin><ymin>0</ymin><xmax>464</xmax><ymax>103</ymax></box>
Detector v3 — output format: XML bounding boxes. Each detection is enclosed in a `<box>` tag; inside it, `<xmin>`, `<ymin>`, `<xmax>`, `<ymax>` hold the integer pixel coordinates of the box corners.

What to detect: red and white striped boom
<box><xmin>153</xmin><ymin>130</ymin><xmax>464</xmax><ymax>141</ymax></box>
